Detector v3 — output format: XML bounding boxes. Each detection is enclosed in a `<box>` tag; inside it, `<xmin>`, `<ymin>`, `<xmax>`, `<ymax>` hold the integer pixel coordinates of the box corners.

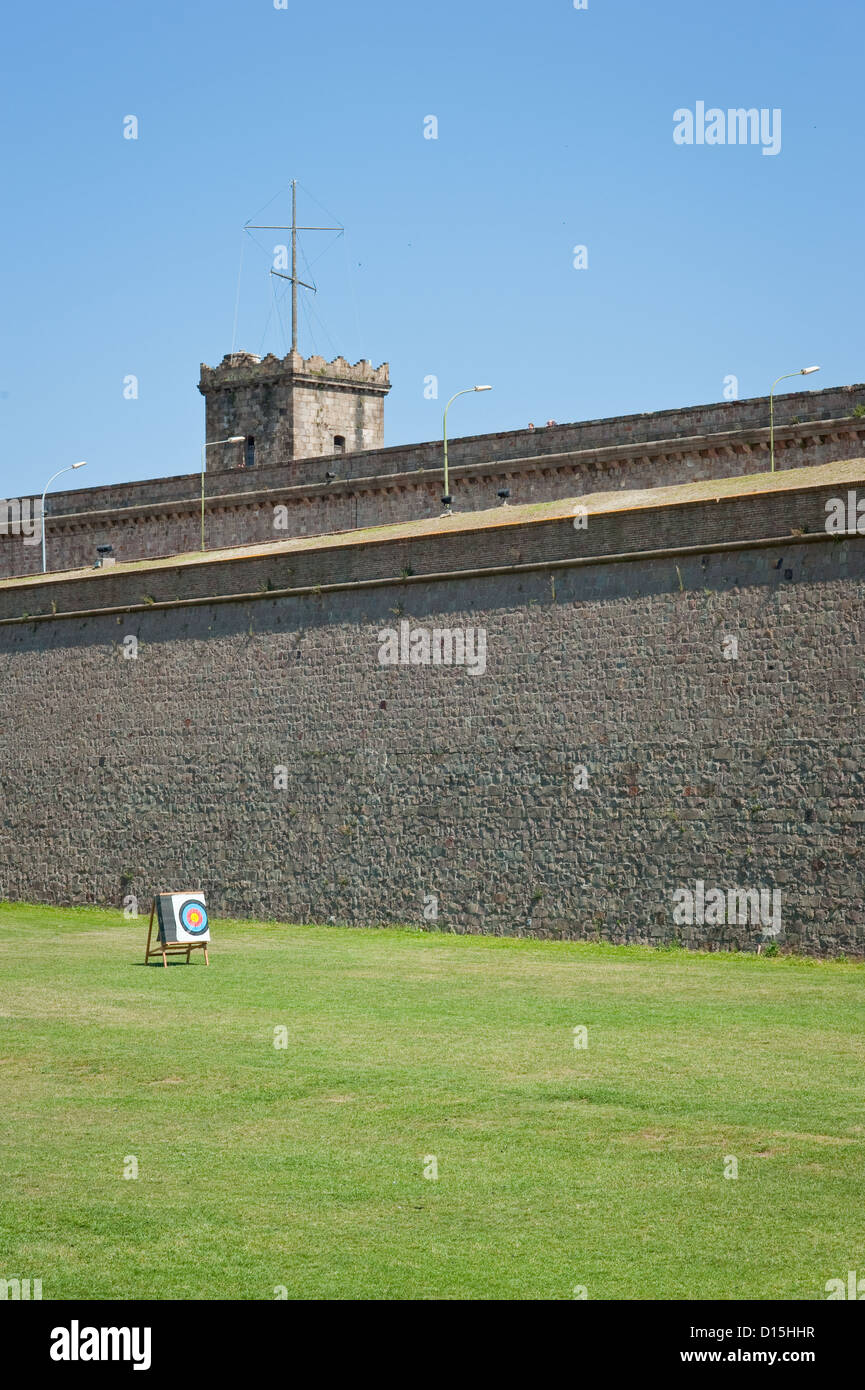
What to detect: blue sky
<box><xmin>0</xmin><ymin>0</ymin><xmax>861</xmax><ymax>498</ymax></box>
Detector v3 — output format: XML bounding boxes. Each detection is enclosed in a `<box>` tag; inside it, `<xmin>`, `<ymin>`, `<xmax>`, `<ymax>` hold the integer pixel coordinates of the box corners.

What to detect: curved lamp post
<box><xmin>41</xmin><ymin>461</ymin><xmax>87</xmax><ymax>572</ymax></box>
<box><xmin>442</xmin><ymin>385</ymin><xmax>492</xmax><ymax>511</ymax></box>
<box><xmin>770</xmin><ymin>366</ymin><xmax>820</xmax><ymax>472</ymax></box>
<box><xmin>201</xmin><ymin>437</ymin><xmax>245</xmax><ymax>550</ymax></box>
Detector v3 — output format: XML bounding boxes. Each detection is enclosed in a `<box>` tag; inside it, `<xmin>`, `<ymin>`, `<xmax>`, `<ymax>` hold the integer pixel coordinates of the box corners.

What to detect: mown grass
<box><xmin>0</xmin><ymin>902</ymin><xmax>862</xmax><ymax>1300</ymax></box>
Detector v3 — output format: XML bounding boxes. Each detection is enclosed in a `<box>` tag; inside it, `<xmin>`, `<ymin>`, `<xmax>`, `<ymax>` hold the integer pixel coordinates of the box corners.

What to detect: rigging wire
<box><xmin>273</xmin><ymin>273</ymin><xmax>289</xmax><ymax>354</ymax></box>
<box><xmin>343</xmin><ymin>230</ymin><xmax>365</xmax><ymax>365</ymax></box>
<box><xmin>230</xmin><ymin>234</ymin><xmax>246</xmax><ymax>357</ymax></box>
<box><xmin>299</xmin><ymin>298</ymin><xmax>318</xmax><ymax>358</ymax></box>
<box><xmin>303</xmin><ymin>296</ymin><xmax>340</xmax><ymax>360</ymax></box>
<box><xmin>296</xmin><ymin>182</ymin><xmax>344</xmax><ymax>231</ymax></box>
<box><xmin>244</xmin><ymin>181</ymin><xmax>295</xmax><ymax>226</ymax></box>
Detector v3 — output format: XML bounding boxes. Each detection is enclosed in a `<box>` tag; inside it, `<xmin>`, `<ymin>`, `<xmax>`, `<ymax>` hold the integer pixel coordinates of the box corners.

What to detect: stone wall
<box><xmin>3</xmin><ymin>402</ymin><xmax>865</xmax><ymax>581</ymax></box>
<box><xmin>202</xmin><ymin>376</ymin><xmax>865</xmax><ymax>481</ymax></box>
<box><xmin>1</xmin><ymin>460</ymin><xmax>862</xmax><ymax>956</ymax></box>
<box><xmin>20</xmin><ymin>379</ymin><xmax>865</xmax><ymax>514</ymax></box>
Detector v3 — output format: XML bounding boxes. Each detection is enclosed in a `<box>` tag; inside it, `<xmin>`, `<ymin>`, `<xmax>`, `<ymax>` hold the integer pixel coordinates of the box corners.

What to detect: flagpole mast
<box><xmin>245</xmin><ymin>182</ymin><xmax>343</xmax><ymax>358</ymax></box>
<box><xmin>291</xmin><ymin>179</ymin><xmax>298</xmax><ymax>353</ymax></box>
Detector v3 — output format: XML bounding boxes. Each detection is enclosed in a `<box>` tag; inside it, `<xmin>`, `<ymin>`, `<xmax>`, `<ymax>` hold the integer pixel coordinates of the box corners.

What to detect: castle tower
<box><xmin>198</xmin><ymin>350</ymin><xmax>391</xmax><ymax>471</ymax></box>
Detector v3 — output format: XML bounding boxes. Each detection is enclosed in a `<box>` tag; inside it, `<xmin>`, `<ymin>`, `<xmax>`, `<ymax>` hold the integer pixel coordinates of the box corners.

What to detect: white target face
<box><xmin>157</xmin><ymin>892</ymin><xmax>210</xmax><ymax>944</ymax></box>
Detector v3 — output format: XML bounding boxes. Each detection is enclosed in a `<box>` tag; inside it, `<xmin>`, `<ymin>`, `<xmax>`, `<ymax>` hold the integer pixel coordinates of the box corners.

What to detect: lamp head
<box><xmin>801</xmin><ymin>366</ymin><xmax>821</xmax><ymax>375</ymax></box>
<box><xmin>473</xmin><ymin>385</ymin><xmax>492</xmax><ymax>392</ymax></box>
<box><xmin>228</xmin><ymin>436</ymin><xmax>246</xmax><ymax>443</ymax></box>
<box><xmin>72</xmin><ymin>461</ymin><xmax>87</xmax><ymax>469</ymax></box>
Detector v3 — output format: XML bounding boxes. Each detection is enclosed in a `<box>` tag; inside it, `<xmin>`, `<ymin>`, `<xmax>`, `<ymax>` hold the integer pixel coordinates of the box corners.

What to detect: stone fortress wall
<box><xmin>2</xmin><ymin>381</ymin><xmax>864</xmax><ymax>581</ymax></box>
<box><xmin>1</xmin><ymin>459</ymin><xmax>862</xmax><ymax>957</ymax></box>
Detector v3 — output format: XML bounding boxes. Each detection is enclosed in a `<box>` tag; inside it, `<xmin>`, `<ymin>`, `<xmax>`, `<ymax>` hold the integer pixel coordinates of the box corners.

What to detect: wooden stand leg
<box><xmin>144</xmin><ymin>901</ymin><xmax>155</xmax><ymax>964</ymax></box>
<box><xmin>204</xmin><ymin>947</ymin><xmax>209</xmax><ymax>966</ymax></box>
<box><xmin>186</xmin><ymin>946</ymin><xmax>191</xmax><ymax>964</ymax></box>
<box><xmin>162</xmin><ymin>947</ymin><xmax>168</xmax><ymax>968</ymax></box>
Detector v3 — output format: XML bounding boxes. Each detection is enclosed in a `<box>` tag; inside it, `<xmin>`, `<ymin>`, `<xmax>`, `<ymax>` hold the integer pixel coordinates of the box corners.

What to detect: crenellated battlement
<box><xmin>198</xmin><ymin>347</ymin><xmax>391</xmax><ymax>470</ymax></box>
<box><xmin>199</xmin><ymin>351</ymin><xmax>391</xmax><ymax>395</ymax></box>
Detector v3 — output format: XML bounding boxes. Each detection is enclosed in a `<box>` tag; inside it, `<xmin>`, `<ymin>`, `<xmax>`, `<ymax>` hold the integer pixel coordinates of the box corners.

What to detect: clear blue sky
<box><xmin>0</xmin><ymin>0</ymin><xmax>861</xmax><ymax>498</ymax></box>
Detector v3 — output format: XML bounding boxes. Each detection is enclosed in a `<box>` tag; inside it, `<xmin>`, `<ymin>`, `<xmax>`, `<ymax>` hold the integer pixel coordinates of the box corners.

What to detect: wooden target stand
<box><xmin>144</xmin><ymin>899</ymin><xmax>210</xmax><ymax>968</ymax></box>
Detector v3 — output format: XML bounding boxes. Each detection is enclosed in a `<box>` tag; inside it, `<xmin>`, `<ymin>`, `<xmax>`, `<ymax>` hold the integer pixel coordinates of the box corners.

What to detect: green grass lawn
<box><xmin>1</xmin><ymin>903</ymin><xmax>863</xmax><ymax>1301</ymax></box>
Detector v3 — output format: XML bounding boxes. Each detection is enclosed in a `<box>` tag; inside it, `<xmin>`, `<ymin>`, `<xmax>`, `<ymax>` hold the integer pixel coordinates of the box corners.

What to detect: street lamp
<box><xmin>769</xmin><ymin>366</ymin><xmax>820</xmax><ymax>472</ymax></box>
<box><xmin>41</xmin><ymin>461</ymin><xmax>87</xmax><ymax>572</ymax></box>
<box><xmin>442</xmin><ymin>386</ymin><xmax>492</xmax><ymax>511</ymax></box>
<box><xmin>201</xmin><ymin>437</ymin><xmax>245</xmax><ymax>550</ymax></box>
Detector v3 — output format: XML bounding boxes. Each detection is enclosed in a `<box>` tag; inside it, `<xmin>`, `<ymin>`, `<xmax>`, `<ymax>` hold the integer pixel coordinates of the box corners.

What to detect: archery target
<box><xmin>157</xmin><ymin>892</ymin><xmax>210</xmax><ymax>944</ymax></box>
